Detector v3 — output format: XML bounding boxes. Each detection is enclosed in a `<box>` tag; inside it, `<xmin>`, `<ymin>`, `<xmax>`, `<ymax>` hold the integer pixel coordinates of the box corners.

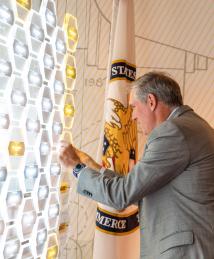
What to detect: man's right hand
<box><xmin>59</xmin><ymin>141</ymin><xmax>102</xmax><ymax>171</ymax></box>
<box><xmin>59</xmin><ymin>142</ymin><xmax>81</xmax><ymax>169</ymax></box>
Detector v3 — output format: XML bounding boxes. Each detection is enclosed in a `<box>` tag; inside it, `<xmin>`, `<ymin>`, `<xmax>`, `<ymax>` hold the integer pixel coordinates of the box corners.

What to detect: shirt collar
<box><xmin>167</xmin><ymin>106</ymin><xmax>180</xmax><ymax>120</ymax></box>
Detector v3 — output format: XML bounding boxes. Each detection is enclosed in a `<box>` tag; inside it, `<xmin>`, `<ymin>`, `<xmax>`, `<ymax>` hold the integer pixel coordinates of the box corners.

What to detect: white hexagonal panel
<box><xmin>0</xmin><ymin>0</ymin><xmax>78</xmax><ymax>257</ymax></box>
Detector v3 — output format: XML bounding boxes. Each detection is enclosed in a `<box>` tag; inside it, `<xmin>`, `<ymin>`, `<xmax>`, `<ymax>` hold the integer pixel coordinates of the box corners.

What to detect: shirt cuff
<box><xmin>99</xmin><ymin>166</ymin><xmax>106</xmax><ymax>174</ymax></box>
<box><xmin>76</xmin><ymin>166</ymin><xmax>88</xmax><ymax>179</ymax></box>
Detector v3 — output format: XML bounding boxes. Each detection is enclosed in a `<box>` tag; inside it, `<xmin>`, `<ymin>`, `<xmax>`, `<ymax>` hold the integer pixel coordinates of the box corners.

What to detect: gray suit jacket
<box><xmin>77</xmin><ymin>105</ymin><xmax>214</xmax><ymax>259</ymax></box>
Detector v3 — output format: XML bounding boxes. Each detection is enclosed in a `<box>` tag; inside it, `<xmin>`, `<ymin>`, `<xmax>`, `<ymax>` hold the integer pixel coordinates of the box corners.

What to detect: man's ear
<box><xmin>147</xmin><ymin>93</ymin><xmax>157</xmax><ymax>111</ymax></box>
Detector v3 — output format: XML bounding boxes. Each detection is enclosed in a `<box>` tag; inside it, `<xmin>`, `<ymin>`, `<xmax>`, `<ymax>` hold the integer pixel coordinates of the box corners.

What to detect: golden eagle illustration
<box><xmin>102</xmin><ymin>98</ymin><xmax>137</xmax><ymax>175</ymax></box>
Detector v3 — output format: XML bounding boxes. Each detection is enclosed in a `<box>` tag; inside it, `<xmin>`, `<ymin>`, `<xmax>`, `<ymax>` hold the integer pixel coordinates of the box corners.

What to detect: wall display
<box><xmin>0</xmin><ymin>0</ymin><xmax>78</xmax><ymax>258</ymax></box>
<box><xmin>56</xmin><ymin>1</ymin><xmax>214</xmax><ymax>259</ymax></box>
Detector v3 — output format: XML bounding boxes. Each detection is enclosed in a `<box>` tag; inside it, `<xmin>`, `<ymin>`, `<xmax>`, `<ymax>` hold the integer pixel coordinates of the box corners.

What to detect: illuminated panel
<box><xmin>46</xmin><ymin>245</ymin><xmax>58</xmax><ymax>259</ymax></box>
<box><xmin>66</xmin><ymin>64</ymin><xmax>76</xmax><ymax>80</ymax></box>
<box><xmin>63</xmin><ymin>13</ymin><xmax>79</xmax><ymax>53</ymax></box>
<box><xmin>64</xmin><ymin>103</ymin><xmax>75</xmax><ymax>117</ymax></box>
<box><xmin>60</xmin><ymin>182</ymin><xmax>70</xmax><ymax>193</ymax></box>
<box><xmin>16</xmin><ymin>0</ymin><xmax>31</xmax><ymax>10</ymax></box>
<box><xmin>0</xmin><ymin>0</ymin><xmax>78</xmax><ymax>257</ymax></box>
<box><xmin>8</xmin><ymin>141</ymin><xmax>25</xmax><ymax>156</ymax></box>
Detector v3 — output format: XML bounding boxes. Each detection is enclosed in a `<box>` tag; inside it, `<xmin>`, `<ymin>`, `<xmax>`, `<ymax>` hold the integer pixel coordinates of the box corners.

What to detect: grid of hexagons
<box><xmin>0</xmin><ymin>0</ymin><xmax>78</xmax><ymax>258</ymax></box>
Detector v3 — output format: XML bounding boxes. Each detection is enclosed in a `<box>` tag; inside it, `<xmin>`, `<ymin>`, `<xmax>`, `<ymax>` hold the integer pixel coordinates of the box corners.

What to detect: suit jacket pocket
<box><xmin>160</xmin><ymin>230</ymin><xmax>194</xmax><ymax>254</ymax></box>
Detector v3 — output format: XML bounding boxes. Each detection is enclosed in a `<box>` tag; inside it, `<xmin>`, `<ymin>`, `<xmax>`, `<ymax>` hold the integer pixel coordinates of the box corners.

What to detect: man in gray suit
<box><xmin>60</xmin><ymin>72</ymin><xmax>214</xmax><ymax>259</ymax></box>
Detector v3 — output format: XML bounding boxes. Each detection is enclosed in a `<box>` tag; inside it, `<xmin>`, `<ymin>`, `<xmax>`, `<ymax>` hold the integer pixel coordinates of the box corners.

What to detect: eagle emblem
<box><xmin>102</xmin><ymin>98</ymin><xmax>137</xmax><ymax>175</ymax></box>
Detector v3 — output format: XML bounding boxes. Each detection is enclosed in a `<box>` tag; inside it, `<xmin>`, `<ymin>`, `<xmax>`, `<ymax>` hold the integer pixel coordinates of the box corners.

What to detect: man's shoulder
<box><xmin>147</xmin><ymin>120</ymin><xmax>183</xmax><ymax>147</ymax></box>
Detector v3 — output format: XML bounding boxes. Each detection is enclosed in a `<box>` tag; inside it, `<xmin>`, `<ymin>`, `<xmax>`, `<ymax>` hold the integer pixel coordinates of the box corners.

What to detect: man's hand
<box><xmin>59</xmin><ymin>142</ymin><xmax>81</xmax><ymax>169</ymax></box>
<box><xmin>59</xmin><ymin>141</ymin><xmax>102</xmax><ymax>171</ymax></box>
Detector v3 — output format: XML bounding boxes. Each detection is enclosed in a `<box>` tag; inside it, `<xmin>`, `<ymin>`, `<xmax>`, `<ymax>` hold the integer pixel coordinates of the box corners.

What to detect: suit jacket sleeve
<box><xmin>77</xmin><ymin>121</ymin><xmax>190</xmax><ymax>210</ymax></box>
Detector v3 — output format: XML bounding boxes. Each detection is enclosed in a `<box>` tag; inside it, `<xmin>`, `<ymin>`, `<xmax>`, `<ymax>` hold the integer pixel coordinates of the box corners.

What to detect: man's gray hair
<box><xmin>133</xmin><ymin>71</ymin><xmax>183</xmax><ymax>107</ymax></box>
